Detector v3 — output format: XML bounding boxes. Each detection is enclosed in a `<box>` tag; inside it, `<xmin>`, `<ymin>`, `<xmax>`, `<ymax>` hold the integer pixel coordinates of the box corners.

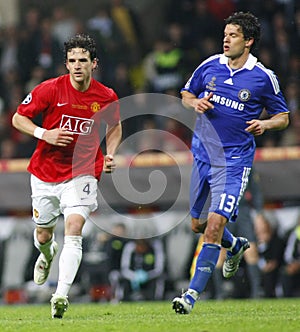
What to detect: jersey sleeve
<box><xmin>181</xmin><ymin>65</ymin><xmax>205</xmax><ymax>97</ymax></box>
<box><xmin>17</xmin><ymin>80</ymin><xmax>55</xmax><ymax>119</ymax></box>
<box><xmin>261</xmin><ymin>70</ymin><xmax>289</xmax><ymax>116</ymax></box>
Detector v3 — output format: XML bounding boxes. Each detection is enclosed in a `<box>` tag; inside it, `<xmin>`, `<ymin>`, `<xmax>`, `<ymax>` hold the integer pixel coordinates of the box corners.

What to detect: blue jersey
<box><xmin>181</xmin><ymin>54</ymin><xmax>289</xmax><ymax>166</ymax></box>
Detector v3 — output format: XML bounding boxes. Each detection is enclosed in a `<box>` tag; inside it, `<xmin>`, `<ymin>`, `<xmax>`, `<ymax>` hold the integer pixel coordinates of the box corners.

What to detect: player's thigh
<box><xmin>189</xmin><ymin>158</ymin><xmax>211</xmax><ymax>219</ymax></box>
<box><xmin>30</xmin><ymin>175</ymin><xmax>61</xmax><ymax>227</ymax></box>
<box><xmin>59</xmin><ymin>175</ymin><xmax>98</xmax><ymax>219</ymax></box>
<box><xmin>210</xmin><ymin>166</ymin><xmax>251</xmax><ymax>221</ymax></box>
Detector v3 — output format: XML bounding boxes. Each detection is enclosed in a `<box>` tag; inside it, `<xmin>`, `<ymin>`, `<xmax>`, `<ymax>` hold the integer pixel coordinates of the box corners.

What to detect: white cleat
<box><xmin>51</xmin><ymin>294</ymin><xmax>69</xmax><ymax>319</ymax></box>
<box><xmin>34</xmin><ymin>241</ymin><xmax>58</xmax><ymax>285</ymax></box>
<box><xmin>172</xmin><ymin>293</ymin><xmax>193</xmax><ymax>314</ymax></box>
<box><xmin>223</xmin><ymin>237</ymin><xmax>250</xmax><ymax>278</ymax></box>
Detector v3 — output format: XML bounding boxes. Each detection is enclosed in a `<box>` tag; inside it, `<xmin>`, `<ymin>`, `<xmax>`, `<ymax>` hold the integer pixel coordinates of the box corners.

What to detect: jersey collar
<box><xmin>220</xmin><ymin>53</ymin><xmax>257</xmax><ymax>70</ymax></box>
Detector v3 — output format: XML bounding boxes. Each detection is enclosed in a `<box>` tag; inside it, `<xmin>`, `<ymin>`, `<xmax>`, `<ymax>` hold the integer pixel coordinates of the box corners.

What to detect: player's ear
<box><xmin>92</xmin><ymin>58</ymin><xmax>98</xmax><ymax>71</ymax></box>
<box><xmin>245</xmin><ymin>37</ymin><xmax>254</xmax><ymax>48</ymax></box>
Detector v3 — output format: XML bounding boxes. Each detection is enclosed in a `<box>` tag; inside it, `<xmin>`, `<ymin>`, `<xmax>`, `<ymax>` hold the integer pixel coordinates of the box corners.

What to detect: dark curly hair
<box><xmin>64</xmin><ymin>33</ymin><xmax>98</xmax><ymax>61</ymax></box>
<box><xmin>225</xmin><ymin>12</ymin><xmax>261</xmax><ymax>50</ymax></box>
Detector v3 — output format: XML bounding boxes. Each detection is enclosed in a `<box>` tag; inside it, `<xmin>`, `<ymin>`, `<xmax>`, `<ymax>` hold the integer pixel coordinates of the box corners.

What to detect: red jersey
<box><xmin>17</xmin><ymin>74</ymin><xmax>120</xmax><ymax>182</ymax></box>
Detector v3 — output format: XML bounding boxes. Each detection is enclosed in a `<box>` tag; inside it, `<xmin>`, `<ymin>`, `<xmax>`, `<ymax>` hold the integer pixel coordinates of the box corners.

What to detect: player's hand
<box><xmin>193</xmin><ymin>92</ymin><xmax>214</xmax><ymax>113</ymax></box>
<box><xmin>43</xmin><ymin>128</ymin><xmax>74</xmax><ymax>146</ymax></box>
<box><xmin>103</xmin><ymin>154</ymin><xmax>116</xmax><ymax>173</ymax></box>
<box><xmin>245</xmin><ymin>119</ymin><xmax>266</xmax><ymax>136</ymax></box>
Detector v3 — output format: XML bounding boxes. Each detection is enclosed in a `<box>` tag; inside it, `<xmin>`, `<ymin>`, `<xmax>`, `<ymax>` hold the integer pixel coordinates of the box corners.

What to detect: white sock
<box><xmin>55</xmin><ymin>235</ymin><xmax>82</xmax><ymax>297</ymax></box>
<box><xmin>33</xmin><ymin>229</ymin><xmax>55</xmax><ymax>262</ymax></box>
<box><xmin>187</xmin><ymin>288</ymin><xmax>200</xmax><ymax>301</ymax></box>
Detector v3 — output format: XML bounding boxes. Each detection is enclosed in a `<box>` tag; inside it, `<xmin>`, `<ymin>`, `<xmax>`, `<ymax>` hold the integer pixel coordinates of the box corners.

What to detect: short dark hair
<box><xmin>64</xmin><ymin>33</ymin><xmax>98</xmax><ymax>61</ymax></box>
<box><xmin>225</xmin><ymin>12</ymin><xmax>261</xmax><ymax>50</ymax></box>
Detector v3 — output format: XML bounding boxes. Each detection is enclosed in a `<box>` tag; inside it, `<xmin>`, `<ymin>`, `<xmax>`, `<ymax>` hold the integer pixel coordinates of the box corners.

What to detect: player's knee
<box><xmin>65</xmin><ymin>215</ymin><xmax>85</xmax><ymax>236</ymax></box>
<box><xmin>36</xmin><ymin>227</ymin><xmax>53</xmax><ymax>244</ymax></box>
<box><xmin>204</xmin><ymin>214</ymin><xmax>226</xmax><ymax>243</ymax></box>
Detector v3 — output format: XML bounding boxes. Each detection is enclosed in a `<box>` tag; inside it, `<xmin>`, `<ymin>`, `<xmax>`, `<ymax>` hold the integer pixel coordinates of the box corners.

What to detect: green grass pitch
<box><xmin>0</xmin><ymin>299</ymin><xmax>299</xmax><ymax>332</ymax></box>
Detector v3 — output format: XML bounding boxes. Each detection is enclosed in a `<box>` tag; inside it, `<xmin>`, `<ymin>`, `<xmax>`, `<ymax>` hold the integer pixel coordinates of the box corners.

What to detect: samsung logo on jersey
<box><xmin>60</xmin><ymin>115</ymin><xmax>94</xmax><ymax>135</ymax></box>
<box><xmin>210</xmin><ymin>94</ymin><xmax>245</xmax><ymax>111</ymax></box>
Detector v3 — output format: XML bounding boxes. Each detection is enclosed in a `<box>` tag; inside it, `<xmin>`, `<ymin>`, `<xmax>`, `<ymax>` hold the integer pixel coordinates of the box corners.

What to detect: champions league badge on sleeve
<box><xmin>22</xmin><ymin>93</ymin><xmax>32</xmax><ymax>105</ymax></box>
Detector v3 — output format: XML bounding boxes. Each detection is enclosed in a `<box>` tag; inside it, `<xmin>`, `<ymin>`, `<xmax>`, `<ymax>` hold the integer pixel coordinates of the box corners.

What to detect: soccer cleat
<box><xmin>172</xmin><ymin>292</ymin><xmax>194</xmax><ymax>314</ymax></box>
<box><xmin>34</xmin><ymin>241</ymin><xmax>58</xmax><ymax>285</ymax></box>
<box><xmin>222</xmin><ymin>237</ymin><xmax>250</xmax><ymax>278</ymax></box>
<box><xmin>50</xmin><ymin>294</ymin><xmax>69</xmax><ymax>319</ymax></box>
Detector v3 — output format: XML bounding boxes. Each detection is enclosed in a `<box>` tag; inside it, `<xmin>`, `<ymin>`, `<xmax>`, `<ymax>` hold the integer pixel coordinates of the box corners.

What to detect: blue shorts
<box><xmin>190</xmin><ymin>157</ymin><xmax>251</xmax><ymax>222</ymax></box>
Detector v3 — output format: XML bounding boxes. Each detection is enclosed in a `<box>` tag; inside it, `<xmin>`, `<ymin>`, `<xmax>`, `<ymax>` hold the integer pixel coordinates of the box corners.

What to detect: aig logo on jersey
<box><xmin>60</xmin><ymin>115</ymin><xmax>94</xmax><ymax>135</ymax></box>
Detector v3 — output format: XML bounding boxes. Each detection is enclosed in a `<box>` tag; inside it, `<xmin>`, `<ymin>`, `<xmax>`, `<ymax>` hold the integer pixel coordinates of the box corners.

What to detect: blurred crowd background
<box><xmin>0</xmin><ymin>0</ymin><xmax>299</xmax><ymax>159</ymax></box>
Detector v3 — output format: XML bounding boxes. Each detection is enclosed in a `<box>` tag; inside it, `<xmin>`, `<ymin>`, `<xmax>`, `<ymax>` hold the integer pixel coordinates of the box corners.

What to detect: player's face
<box><xmin>223</xmin><ymin>24</ymin><xmax>251</xmax><ymax>61</ymax></box>
<box><xmin>65</xmin><ymin>48</ymin><xmax>97</xmax><ymax>90</ymax></box>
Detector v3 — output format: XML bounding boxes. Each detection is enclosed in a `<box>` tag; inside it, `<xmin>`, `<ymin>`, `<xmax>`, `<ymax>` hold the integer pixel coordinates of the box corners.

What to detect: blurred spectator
<box><xmin>51</xmin><ymin>5</ymin><xmax>81</xmax><ymax>47</ymax></box>
<box><xmin>272</xmin><ymin>12</ymin><xmax>291</xmax><ymax>84</ymax></box>
<box><xmin>35</xmin><ymin>17</ymin><xmax>61</xmax><ymax>79</ymax></box>
<box><xmin>281</xmin><ymin>80</ymin><xmax>300</xmax><ymax>146</ymax></box>
<box><xmin>120</xmin><ymin>238</ymin><xmax>165</xmax><ymax>301</ymax></box>
<box><xmin>0</xmin><ymin>111</ymin><xmax>11</xmax><ymax>143</ymax></box>
<box><xmin>165</xmin><ymin>22</ymin><xmax>193</xmax><ymax>74</ymax></box>
<box><xmin>0</xmin><ymin>138</ymin><xmax>17</xmax><ymax>158</ymax></box>
<box><xmin>110</xmin><ymin>0</ymin><xmax>143</xmax><ymax>64</ymax></box>
<box><xmin>254</xmin><ymin>214</ymin><xmax>285</xmax><ymax>298</ymax></box>
<box><xmin>161</xmin><ymin>117</ymin><xmax>191</xmax><ymax>152</ymax></box>
<box><xmin>105</xmin><ymin>223</ymin><xmax>128</xmax><ymax>302</ymax></box>
<box><xmin>110</xmin><ymin>62</ymin><xmax>135</xmax><ymax>98</ymax></box>
<box><xmin>0</xmin><ymin>1</ymin><xmax>297</xmax><ymax>157</ymax></box>
<box><xmin>207</xmin><ymin>0</ymin><xmax>236</xmax><ymax>22</ymax></box>
<box><xmin>14</xmin><ymin>133</ymin><xmax>36</xmax><ymax>158</ymax></box>
<box><xmin>257</xmin><ymin>45</ymin><xmax>276</xmax><ymax>70</ymax></box>
<box><xmin>136</xmin><ymin>118</ymin><xmax>162</xmax><ymax>153</ymax></box>
<box><xmin>0</xmin><ymin>25</ymin><xmax>20</xmax><ymax>77</ymax></box>
<box><xmin>86</xmin><ymin>4</ymin><xmax>128</xmax><ymax>82</ymax></box>
<box><xmin>17</xmin><ymin>7</ymin><xmax>41</xmax><ymax>84</ymax></box>
<box><xmin>165</xmin><ymin>0</ymin><xmax>194</xmax><ymax>25</ymax></box>
<box><xmin>25</xmin><ymin>66</ymin><xmax>47</xmax><ymax>94</ymax></box>
<box><xmin>281</xmin><ymin>218</ymin><xmax>300</xmax><ymax>297</ymax></box>
<box><xmin>1</xmin><ymin>69</ymin><xmax>22</xmax><ymax>112</ymax></box>
<box><xmin>290</xmin><ymin>7</ymin><xmax>300</xmax><ymax>55</ymax></box>
<box><xmin>188</xmin><ymin>0</ymin><xmax>223</xmax><ymax>45</ymax></box>
<box><xmin>142</xmin><ymin>36</ymin><xmax>184</xmax><ymax>93</ymax></box>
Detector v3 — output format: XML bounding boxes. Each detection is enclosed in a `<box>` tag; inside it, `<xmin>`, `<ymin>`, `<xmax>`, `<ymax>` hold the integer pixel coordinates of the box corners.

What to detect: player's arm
<box><xmin>245</xmin><ymin>112</ymin><xmax>289</xmax><ymax>136</ymax></box>
<box><xmin>12</xmin><ymin>112</ymin><xmax>74</xmax><ymax>147</ymax></box>
<box><xmin>181</xmin><ymin>90</ymin><xmax>214</xmax><ymax>113</ymax></box>
<box><xmin>103</xmin><ymin>121</ymin><xmax>122</xmax><ymax>173</ymax></box>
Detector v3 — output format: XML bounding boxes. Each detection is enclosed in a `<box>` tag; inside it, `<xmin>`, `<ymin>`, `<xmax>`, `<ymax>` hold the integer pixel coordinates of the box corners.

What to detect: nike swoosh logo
<box><xmin>57</xmin><ymin>102</ymin><xmax>68</xmax><ymax>107</ymax></box>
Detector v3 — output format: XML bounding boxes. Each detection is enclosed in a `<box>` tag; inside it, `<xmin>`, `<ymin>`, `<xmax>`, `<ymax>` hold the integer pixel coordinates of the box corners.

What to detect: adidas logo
<box><xmin>198</xmin><ymin>266</ymin><xmax>212</xmax><ymax>273</ymax></box>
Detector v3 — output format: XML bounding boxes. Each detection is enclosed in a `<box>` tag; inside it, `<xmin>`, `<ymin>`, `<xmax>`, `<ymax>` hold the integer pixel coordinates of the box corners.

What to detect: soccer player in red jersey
<box><xmin>12</xmin><ymin>34</ymin><xmax>122</xmax><ymax>318</ymax></box>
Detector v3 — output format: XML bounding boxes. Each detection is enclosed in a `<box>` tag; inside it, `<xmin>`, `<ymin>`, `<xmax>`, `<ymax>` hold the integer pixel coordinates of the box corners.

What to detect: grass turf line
<box><xmin>0</xmin><ymin>299</ymin><xmax>299</xmax><ymax>332</ymax></box>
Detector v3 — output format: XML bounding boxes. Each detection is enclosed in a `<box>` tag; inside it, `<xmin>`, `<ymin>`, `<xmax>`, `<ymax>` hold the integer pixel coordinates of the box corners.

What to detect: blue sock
<box><xmin>189</xmin><ymin>243</ymin><xmax>220</xmax><ymax>295</ymax></box>
<box><xmin>231</xmin><ymin>238</ymin><xmax>242</xmax><ymax>255</ymax></box>
<box><xmin>221</xmin><ymin>227</ymin><xmax>236</xmax><ymax>250</ymax></box>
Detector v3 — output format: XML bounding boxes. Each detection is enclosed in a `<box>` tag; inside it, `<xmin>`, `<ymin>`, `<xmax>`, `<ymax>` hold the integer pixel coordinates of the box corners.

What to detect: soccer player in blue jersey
<box><xmin>172</xmin><ymin>11</ymin><xmax>289</xmax><ymax>314</ymax></box>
